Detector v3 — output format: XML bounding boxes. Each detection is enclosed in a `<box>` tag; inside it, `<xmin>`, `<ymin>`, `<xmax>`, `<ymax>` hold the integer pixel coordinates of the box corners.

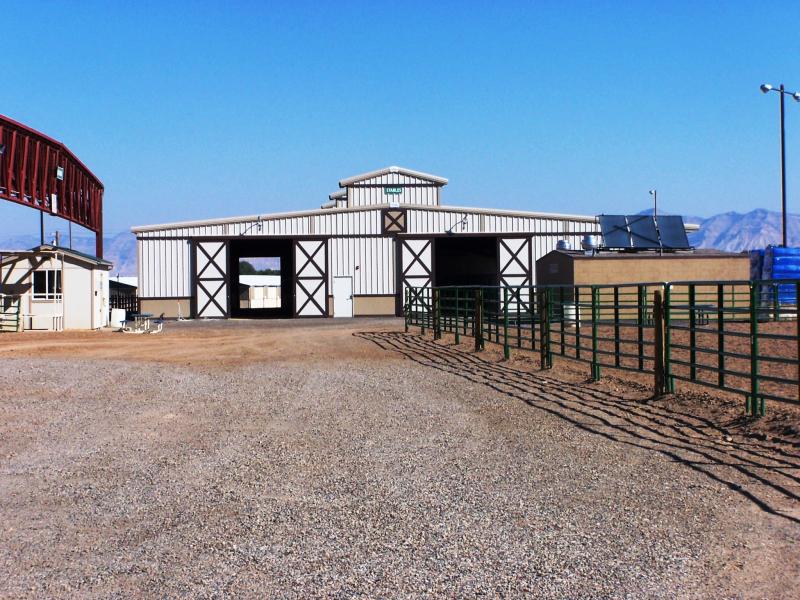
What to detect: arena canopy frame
<box><xmin>0</xmin><ymin>114</ymin><xmax>104</xmax><ymax>257</ymax></box>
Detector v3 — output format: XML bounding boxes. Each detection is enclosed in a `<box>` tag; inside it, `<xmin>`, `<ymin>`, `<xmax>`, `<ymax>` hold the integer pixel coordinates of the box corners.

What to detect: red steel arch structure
<box><xmin>0</xmin><ymin>114</ymin><xmax>104</xmax><ymax>257</ymax></box>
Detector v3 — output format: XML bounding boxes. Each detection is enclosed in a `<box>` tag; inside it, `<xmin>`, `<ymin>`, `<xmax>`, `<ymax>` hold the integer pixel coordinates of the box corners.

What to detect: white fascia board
<box><xmin>339</xmin><ymin>165</ymin><xmax>449</xmax><ymax>186</ymax></box>
<box><xmin>131</xmin><ymin>203</ymin><xmax>604</xmax><ymax>234</ymax></box>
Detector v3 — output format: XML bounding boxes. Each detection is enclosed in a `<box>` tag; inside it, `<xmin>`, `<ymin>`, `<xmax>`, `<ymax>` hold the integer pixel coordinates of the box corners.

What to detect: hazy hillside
<box><xmin>689</xmin><ymin>209</ymin><xmax>800</xmax><ymax>252</ymax></box>
<box><xmin>0</xmin><ymin>231</ymin><xmax>137</xmax><ymax>275</ymax></box>
<box><xmin>639</xmin><ymin>208</ymin><xmax>800</xmax><ymax>252</ymax></box>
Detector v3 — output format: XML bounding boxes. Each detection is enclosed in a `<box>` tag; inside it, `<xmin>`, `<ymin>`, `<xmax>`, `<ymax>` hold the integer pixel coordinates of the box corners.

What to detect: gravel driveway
<box><xmin>0</xmin><ymin>320</ymin><xmax>798</xmax><ymax>598</ymax></box>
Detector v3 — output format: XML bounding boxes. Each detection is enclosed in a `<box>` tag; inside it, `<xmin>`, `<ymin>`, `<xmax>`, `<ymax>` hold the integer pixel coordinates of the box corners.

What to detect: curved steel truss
<box><xmin>0</xmin><ymin>114</ymin><xmax>104</xmax><ymax>257</ymax></box>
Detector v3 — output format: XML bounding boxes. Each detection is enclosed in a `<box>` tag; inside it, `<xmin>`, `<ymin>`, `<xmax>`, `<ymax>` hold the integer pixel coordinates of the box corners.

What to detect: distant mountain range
<box><xmin>639</xmin><ymin>208</ymin><xmax>800</xmax><ymax>252</ymax></box>
<box><xmin>0</xmin><ymin>231</ymin><xmax>138</xmax><ymax>275</ymax></box>
<box><xmin>0</xmin><ymin>208</ymin><xmax>797</xmax><ymax>276</ymax></box>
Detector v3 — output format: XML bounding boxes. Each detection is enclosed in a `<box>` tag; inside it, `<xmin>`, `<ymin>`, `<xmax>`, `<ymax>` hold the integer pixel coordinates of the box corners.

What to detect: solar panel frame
<box><xmin>657</xmin><ymin>215</ymin><xmax>691</xmax><ymax>249</ymax></box>
<box><xmin>627</xmin><ymin>215</ymin><xmax>662</xmax><ymax>249</ymax></box>
<box><xmin>599</xmin><ymin>215</ymin><xmax>631</xmax><ymax>249</ymax></box>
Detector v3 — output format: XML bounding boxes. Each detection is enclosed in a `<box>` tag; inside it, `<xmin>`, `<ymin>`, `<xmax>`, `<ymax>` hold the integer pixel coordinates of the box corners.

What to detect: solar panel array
<box><xmin>597</xmin><ymin>214</ymin><xmax>692</xmax><ymax>251</ymax></box>
<box><xmin>656</xmin><ymin>215</ymin><xmax>691</xmax><ymax>249</ymax></box>
<box><xmin>598</xmin><ymin>215</ymin><xmax>630</xmax><ymax>248</ymax></box>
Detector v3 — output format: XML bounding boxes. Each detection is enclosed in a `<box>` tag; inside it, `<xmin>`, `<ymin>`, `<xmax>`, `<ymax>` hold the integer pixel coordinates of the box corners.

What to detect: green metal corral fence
<box><xmin>405</xmin><ymin>280</ymin><xmax>800</xmax><ymax>415</ymax></box>
<box><xmin>0</xmin><ymin>294</ymin><xmax>21</xmax><ymax>333</ymax></box>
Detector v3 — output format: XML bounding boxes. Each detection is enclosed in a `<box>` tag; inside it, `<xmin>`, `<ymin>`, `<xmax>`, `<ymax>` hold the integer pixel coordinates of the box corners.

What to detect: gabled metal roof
<box><xmin>131</xmin><ymin>203</ymin><xmax>600</xmax><ymax>233</ymax></box>
<box><xmin>339</xmin><ymin>166</ymin><xmax>448</xmax><ymax>187</ymax></box>
<box><xmin>0</xmin><ymin>244</ymin><xmax>113</xmax><ymax>267</ymax></box>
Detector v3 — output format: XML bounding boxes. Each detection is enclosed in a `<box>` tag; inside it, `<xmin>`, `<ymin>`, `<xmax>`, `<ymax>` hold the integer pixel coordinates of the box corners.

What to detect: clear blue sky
<box><xmin>3</xmin><ymin>0</ymin><xmax>800</xmax><ymax>237</ymax></box>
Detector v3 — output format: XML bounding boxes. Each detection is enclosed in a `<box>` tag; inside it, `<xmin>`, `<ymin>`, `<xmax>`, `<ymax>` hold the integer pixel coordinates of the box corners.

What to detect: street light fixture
<box><xmin>761</xmin><ymin>82</ymin><xmax>800</xmax><ymax>247</ymax></box>
<box><xmin>649</xmin><ymin>189</ymin><xmax>657</xmax><ymax>218</ymax></box>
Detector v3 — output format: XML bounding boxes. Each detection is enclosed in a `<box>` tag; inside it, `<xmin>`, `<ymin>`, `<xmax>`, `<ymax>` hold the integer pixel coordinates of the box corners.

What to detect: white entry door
<box><xmin>333</xmin><ymin>276</ymin><xmax>353</xmax><ymax>318</ymax></box>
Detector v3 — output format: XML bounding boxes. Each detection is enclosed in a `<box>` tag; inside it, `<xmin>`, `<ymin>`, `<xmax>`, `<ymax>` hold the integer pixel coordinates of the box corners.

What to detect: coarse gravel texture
<box><xmin>0</xmin><ymin>319</ymin><xmax>798</xmax><ymax>598</ymax></box>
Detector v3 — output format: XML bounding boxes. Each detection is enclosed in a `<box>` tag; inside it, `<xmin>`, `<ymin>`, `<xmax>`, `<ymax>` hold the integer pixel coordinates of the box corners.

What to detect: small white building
<box><xmin>0</xmin><ymin>245</ymin><xmax>112</xmax><ymax>331</ymax></box>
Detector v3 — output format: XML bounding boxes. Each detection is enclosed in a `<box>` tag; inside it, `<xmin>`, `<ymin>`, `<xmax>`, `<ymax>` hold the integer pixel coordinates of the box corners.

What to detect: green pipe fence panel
<box><xmin>0</xmin><ymin>294</ymin><xmax>22</xmax><ymax>333</ymax></box>
<box><xmin>664</xmin><ymin>280</ymin><xmax>800</xmax><ymax>414</ymax></box>
<box><xmin>407</xmin><ymin>278</ymin><xmax>800</xmax><ymax>414</ymax></box>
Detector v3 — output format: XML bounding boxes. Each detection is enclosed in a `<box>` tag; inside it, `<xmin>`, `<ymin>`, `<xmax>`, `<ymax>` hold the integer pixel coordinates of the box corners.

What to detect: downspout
<box><xmin>60</xmin><ymin>250</ymin><xmax>65</xmax><ymax>331</ymax></box>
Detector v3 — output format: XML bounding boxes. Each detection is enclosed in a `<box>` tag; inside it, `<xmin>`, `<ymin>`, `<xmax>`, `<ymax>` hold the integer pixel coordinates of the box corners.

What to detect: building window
<box><xmin>33</xmin><ymin>270</ymin><xmax>62</xmax><ymax>300</ymax></box>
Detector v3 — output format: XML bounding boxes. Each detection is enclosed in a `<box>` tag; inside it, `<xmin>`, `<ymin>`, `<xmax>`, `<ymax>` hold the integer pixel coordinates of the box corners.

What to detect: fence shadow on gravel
<box><xmin>356</xmin><ymin>331</ymin><xmax>800</xmax><ymax>525</ymax></box>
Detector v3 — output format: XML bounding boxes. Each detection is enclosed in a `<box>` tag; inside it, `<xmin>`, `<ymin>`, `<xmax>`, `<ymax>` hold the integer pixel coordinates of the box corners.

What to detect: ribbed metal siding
<box><xmin>136</xmin><ymin>207</ymin><xmax>600</xmax><ymax>299</ymax></box>
<box><xmin>405</xmin><ymin>209</ymin><xmax>597</xmax><ymax>236</ymax></box>
<box><xmin>312</xmin><ymin>210</ymin><xmax>381</xmax><ymax>236</ymax></box>
<box><xmin>328</xmin><ymin>237</ymin><xmax>395</xmax><ymax>295</ymax></box>
<box><xmin>139</xmin><ymin>216</ymin><xmax>311</xmax><ymax>239</ymax></box>
<box><xmin>138</xmin><ymin>238</ymin><xmax>191</xmax><ymax>298</ymax></box>
<box><xmin>406</xmin><ymin>209</ymin><xmax>481</xmax><ymax>233</ymax></box>
<box><xmin>347</xmin><ymin>172</ymin><xmax>439</xmax><ymax>207</ymax></box>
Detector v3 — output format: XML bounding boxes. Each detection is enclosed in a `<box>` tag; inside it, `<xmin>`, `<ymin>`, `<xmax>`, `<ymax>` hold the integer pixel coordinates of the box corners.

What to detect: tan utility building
<box><xmin>536</xmin><ymin>249</ymin><xmax>750</xmax><ymax>286</ymax></box>
<box><xmin>0</xmin><ymin>245</ymin><xmax>112</xmax><ymax>331</ymax></box>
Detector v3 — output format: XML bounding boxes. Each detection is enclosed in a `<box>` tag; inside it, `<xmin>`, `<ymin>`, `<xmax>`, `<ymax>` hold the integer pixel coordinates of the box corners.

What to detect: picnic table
<box><xmin>131</xmin><ymin>312</ymin><xmax>153</xmax><ymax>332</ymax></box>
<box><xmin>119</xmin><ymin>312</ymin><xmax>165</xmax><ymax>334</ymax></box>
<box><xmin>121</xmin><ymin>312</ymin><xmax>154</xmax><ymax>333</ymax></box>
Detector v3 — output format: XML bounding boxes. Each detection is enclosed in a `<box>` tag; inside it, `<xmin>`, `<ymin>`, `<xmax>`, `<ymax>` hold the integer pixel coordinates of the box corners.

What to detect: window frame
<box><xmin>32</xmin><ymin>269</ymin><xmax>63</xmax><ymax>301</ymax></box>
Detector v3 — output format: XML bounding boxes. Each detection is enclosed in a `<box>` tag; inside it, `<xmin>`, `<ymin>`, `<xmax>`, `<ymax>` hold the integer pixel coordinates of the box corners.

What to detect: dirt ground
<box><xmin>1</xmin><ymin>318</ymin><xmax>799</xmax><ymax>598</ymax></box>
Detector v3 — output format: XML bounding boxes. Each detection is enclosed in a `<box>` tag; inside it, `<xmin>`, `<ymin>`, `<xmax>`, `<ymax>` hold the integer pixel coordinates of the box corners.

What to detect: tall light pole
<box><xmin>761</xmin><ymin>83</ymin><xmax>800</xmax><ymax>247</ymax></box>
<box><xmin>649</xmin><ymin>189</ymin><xmax>657</xmax><ymax>218</ymax></box>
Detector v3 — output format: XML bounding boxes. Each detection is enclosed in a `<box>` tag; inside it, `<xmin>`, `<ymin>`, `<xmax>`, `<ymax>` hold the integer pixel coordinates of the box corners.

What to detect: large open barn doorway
<box><xmin>434</xmin><ymin>236</ymin><xmax>499</xmax><ymax>286</ymax></box>
<box><xmin>229</xmin><ymin>239</ymin><xmax>293</xmax><ymax>318</ymax></box>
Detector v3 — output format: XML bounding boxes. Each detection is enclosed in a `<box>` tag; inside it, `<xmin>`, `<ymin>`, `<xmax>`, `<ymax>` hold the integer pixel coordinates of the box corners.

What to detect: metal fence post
<box><xmin>591</xmin><ymin>286</ymin><xmax>600</xmax><ymax>381</ymax></box>
<box><xmin>575</xmin><ymin>287</ymin><xmax>582</xmax><ymax>360</ymax></box>
<box><xmin>717</xmin><ymin>284</ymin><xmax>725</xmax><ymax>388</ymax></box>
<box><xmin>516</xmin><ymin>290</ymin><xmax>522</xmax><ymax>349</ymax></box>
<box><xmin>748</xmin><ymin>283</ymin><xmax>762</xmax><ymax>416</ymax></box>
<box><xmin>503</xmin><ymin>287</ymin><xmax>510</xmax><ymax>360</ymax></box>
<box><xmin>772</xmin><ymin>283</ymin><xmax>779</xmax><ymax>322</ymax></box>
<box><xmin>613</xmin><ymin>286</ymin><xmax>621</xmax><ymax>368</ymax></box>
<box><xmin>433</xmin><ymin>288</ymin><xmax>441</xmax><ymax>340</ymax></box>
<box><xmin>495</xmin><ymin>289</ymin><xmax>501</xmax><ymax>344</ymax></box>
<box><xmin>530</xmin><ymin>285</ymin><xmax>536</xmax><ymax>351</ymax></box>
<box><xmin>689</xmin><ymin>284</ymin><xmax>697</xmax><ymax>381</ymax></box>
<box><xmin>559</xmin><ymin>287</ymin><xmax>565</xmax><ymax>356</ymax></box>
<box><xmin>637</xmin><ymin>285</ymin><xmax>645</xmax><ymax>371</ymax></box>
<box><xmin>664</xmin><ymin>284</ymin><xmax>675</xmax><ymax>393</ymax></box>
<box><xmin>474</xmin><ymin>288</ymin><xmax>484</xmax><ymax>351</ymax></box>
<box><xmin>404</xmin><ymin>287</ymin><xmax>410</xmax><ymax>332</ymax></box>
<box><xmin>653</xmin><ymin>289</ymin><xmax>666</xmax><ymax>396</ymax></box>
<box><xmin>454</xmin><ymin>288</ymin><xmax>460</xmax><ymax>344</ymax></box>
<box><xmin>420</xmin><ymin>288</ymin><xmax>426</xmax><ymax>336</ymax></box>
<box><xmin>539</xmin><ymin>288</ymin><xmax>552</xmax><ymax>369</ymax></box>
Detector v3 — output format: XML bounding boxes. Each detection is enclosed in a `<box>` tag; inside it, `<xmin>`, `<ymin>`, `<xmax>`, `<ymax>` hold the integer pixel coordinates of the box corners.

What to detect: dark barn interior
<box><xmin>434</xmin><ymin>236</ymin><xmax>499</xmax><ymax>287</ymax></box>
<box><xmin>228</xmin><ymin>238</ymin><xmax>294</xmax><ymax>318</ymax></box>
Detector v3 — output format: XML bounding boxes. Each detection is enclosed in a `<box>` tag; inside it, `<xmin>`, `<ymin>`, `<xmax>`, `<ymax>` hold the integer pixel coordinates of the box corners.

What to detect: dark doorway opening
<box><xmin>434</xmin><ymin>236</ymin><xmax>499</xmax><ymax>287</ymax></box>
<box><xmin>229</xmin><ymin>238</ymin><xmax>293</xmax><ymax>318</ymax></box>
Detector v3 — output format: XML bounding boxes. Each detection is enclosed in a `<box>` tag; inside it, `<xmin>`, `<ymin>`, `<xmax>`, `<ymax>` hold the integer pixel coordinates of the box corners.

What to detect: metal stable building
<box><xmin>133</xmin><ymin>166</ymin><xmax>603</xmax><ymax>319</ymax></box>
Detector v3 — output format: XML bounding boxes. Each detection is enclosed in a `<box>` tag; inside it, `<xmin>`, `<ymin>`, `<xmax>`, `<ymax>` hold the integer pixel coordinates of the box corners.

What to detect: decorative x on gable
<box><xmin>382</xmin><ymin>209</ymin><xmax>407</xmax><ymax>234</ymax></box>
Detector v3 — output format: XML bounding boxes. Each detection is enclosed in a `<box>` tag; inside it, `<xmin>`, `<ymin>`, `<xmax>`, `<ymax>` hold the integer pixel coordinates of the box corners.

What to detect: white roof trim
<box><xmin>328</xmin><ymin>189</ymin><xmax>347</xmax><ymax>199</ymax></box>
<box><xmin>339</xmin><ymin>166</ymin><xmax>448</xmax><ymax>187</ymax></box>
<box><xmin>0</xmin><ymin>245</ymin><xmax>113</xmax><ymax>267</ymax></box>
<box><xmin>132</xmin><ymin>203</ymin><xmax>603</xmax><ymax>233</ymax></box>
